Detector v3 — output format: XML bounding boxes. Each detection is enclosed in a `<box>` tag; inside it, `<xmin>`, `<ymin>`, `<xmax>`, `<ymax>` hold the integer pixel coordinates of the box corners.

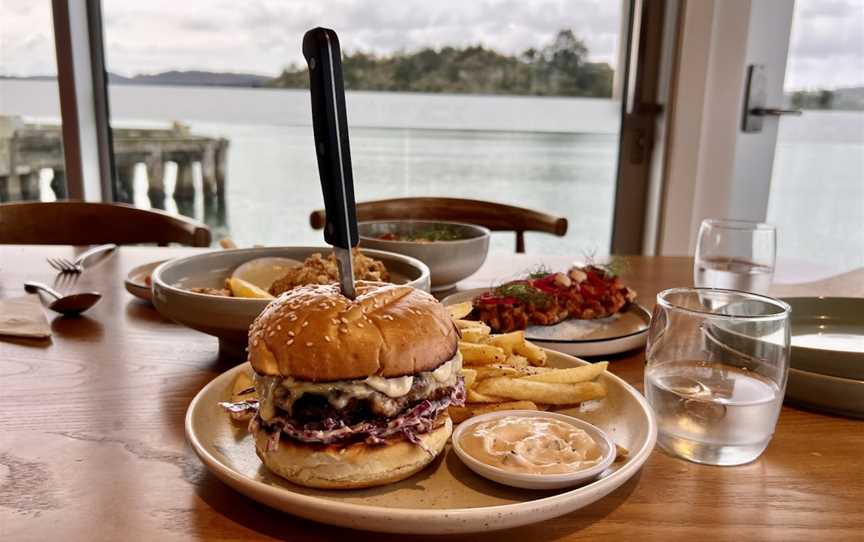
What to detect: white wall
<box><xmin>656</xmin><ymin>0</ymin><xmax>795</xmax><ymax>255</ymax></box>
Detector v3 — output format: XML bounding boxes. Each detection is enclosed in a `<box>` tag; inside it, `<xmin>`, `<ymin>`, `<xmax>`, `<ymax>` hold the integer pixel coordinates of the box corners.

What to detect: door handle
<box><xmin>750</xmin><ymin>107</ymin><xmax>802</xmax><ymax>117</ymax></box>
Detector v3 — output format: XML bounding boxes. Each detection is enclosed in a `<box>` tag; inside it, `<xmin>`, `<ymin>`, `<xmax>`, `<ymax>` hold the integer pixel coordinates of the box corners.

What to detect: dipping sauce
<box><xmin>459</xmin><ymin>416</ymin><xmax>603</xmax><ymax>475</ymax></box>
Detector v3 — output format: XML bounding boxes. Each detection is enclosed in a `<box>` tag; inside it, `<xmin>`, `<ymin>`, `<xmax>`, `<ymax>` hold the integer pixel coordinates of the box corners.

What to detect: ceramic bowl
<box><xmin>151</xmin><ymin>246</ymin><xmax>430</xmax><ymax>357</ymax></box>
<box><xmin>358</xmin><ymin>220</ymin><xmax>490</xmax><ymax>292</ymax></box>
<box><xmin>451</xmin><ymin>410</ymin><xmax>616</xmax><ymax>490</ymax></box>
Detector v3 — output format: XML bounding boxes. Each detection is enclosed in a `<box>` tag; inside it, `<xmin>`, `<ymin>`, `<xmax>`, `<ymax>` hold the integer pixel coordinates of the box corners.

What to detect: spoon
<box><xmin>24</xmin><ymin>281</ymin><xmax>102</xmax><ymax>316</ymax></box>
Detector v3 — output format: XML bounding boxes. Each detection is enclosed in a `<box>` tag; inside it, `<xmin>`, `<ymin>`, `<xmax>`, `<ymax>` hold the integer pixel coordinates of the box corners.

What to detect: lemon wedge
<box><xmin>228</xmin><ymin>277</ymin><xmax>274</xmax><ymax>299</ymax></box>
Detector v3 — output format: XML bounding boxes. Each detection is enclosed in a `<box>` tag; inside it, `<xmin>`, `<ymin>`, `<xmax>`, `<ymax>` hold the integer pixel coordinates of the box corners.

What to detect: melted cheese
<box><xmin>365</xmin><ymin>375</ymin><xmax>414</xmax><ymax>397</ymax></box>
<box><xmin>255</xmin><ymin>352</ymin><xmax>462</xmax><ymax>420</ymax></box>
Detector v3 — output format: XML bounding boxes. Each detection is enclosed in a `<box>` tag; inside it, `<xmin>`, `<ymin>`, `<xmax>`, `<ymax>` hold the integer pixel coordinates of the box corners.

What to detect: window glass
<box><xmin>767</xmin><ymin>0</ymin><xmax>864</xmax><ymax>272</ymax></box>
<box><xmin>0</xmin><ymin>0</ymin><xmax>67</xmax><ymax>202</ymax></box>
<box><xmin>102</xmin><ymin>0</ymin><xmax>625</xmax><ymax>253</ymax></box>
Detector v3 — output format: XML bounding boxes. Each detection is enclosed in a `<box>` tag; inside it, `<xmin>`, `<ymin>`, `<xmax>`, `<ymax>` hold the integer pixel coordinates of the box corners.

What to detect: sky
<box><xmin>0</xmin><ymin>0</ymin><xmax>862</xmax><ymax>90</ymax></box>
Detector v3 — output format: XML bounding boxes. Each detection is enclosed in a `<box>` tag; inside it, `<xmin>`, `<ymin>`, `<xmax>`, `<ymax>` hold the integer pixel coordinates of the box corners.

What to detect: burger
<box><xmin>243</xmin><ymin>281</ymin><xmax>464</xmax><ymax>489</ymax></box>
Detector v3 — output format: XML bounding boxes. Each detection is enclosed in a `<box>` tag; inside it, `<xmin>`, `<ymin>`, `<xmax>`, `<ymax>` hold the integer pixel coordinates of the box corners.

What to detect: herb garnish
<box><xmin>494</xmin><ymin>282</ymin><xmax>551</xmax><ymax>307</ymax></box>
<box><xmin>527</xmin><ymin>264</ymin><xmax>553</xmax><ymax>279</ymax></box>
<box><xmin>582</xmin><ymin>251</ymin><xmax>629</xmax><ymax>277</ymax></box>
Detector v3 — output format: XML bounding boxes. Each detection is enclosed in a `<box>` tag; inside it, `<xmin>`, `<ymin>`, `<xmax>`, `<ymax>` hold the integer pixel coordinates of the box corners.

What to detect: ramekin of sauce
<box><xmin>451</xmin><ymin>410</ymin><xmax>616</xmax><ymax>489</ymax></box>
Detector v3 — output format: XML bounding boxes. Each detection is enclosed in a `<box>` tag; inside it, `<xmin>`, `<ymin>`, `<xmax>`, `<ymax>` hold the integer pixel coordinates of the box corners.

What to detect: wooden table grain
<box><xmin>1</xmin><ymin>246</ymin><xmax>861</xmax><ymax>542</ymax></box>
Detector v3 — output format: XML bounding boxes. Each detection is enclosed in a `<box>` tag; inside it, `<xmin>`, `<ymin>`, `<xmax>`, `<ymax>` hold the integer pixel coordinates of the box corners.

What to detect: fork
<box><xmin>47</xmin><ymin>243</ymin><xmax>117</xmax><ymax>274</ymax></box>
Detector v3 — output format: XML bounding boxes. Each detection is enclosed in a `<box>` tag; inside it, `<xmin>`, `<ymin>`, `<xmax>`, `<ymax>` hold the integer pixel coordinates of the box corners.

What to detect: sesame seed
<box><xmin>276</xmin><ymin>324</ymin><xmax>282</xmax><ymax>330</ymax></box>
<box><xmin>288</xmin><ymin>331</ymin><xmax>295</xmax><ymax>337</ymax></box>
<box><xmin>339</xmin><ymin>327</ymin><xmax>348</xmax><ymax>334</ymax></box>
<box><xmin>357</xmin><ymin>323</ymin><xmax>364</xmax><ymax>328</ymax></box>
<box><xmin>340</xmin><ymin>317</ymin><xmax>349</xmax><ymax>324</ymax></box>
<box><xmin>286</xmin><ymin>339</ymin><xmax>294</xmax><ymax>346</ymax></box>
<box><xmin>331</xmin><ymin>318</ymin><xmax>340</xmax><ymax>325</ymax></box>
<box><xmin>324</xmin><ymin>336</ymin><xmax>332</xmax><ymax>342</ymax></box>
<box><xmin>306</xmin><ymin>342</ymin><xmax>313</xmax><ymax>347</ymax></box>
<box><xmin>302</xmin><ymin>321</ymin><xmax>309</xmax><ymax>327</ymax></box>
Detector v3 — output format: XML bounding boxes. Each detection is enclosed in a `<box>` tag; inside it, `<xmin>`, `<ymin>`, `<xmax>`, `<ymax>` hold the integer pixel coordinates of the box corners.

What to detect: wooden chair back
<box><xmin>0</xmin><ymin>201</ymin><xmax>212</xmax><ymax>246</ymax></box>
<box><xmin>310</xmin><ymin>197</ymin><xmax>567</xmax><ymax>253</ymax></box>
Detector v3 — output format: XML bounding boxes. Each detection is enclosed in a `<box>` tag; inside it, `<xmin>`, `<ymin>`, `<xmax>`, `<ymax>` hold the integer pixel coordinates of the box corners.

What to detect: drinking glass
<box><xmin>645</xmin><ymin>288</ymin><xmax>791</xmax><ymax>466</ymax></box>
<box><xmin>694</xmin><ymin>219</ymin><xmax>776</xmax><ymax>294</ymax></box>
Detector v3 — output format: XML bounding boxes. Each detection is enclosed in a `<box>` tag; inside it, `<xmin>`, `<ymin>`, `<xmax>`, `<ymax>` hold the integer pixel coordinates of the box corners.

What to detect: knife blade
<box><xmin>303</xmin><ymin>27</ymin><xmax>358</xmax><ymax>298</ymax></box>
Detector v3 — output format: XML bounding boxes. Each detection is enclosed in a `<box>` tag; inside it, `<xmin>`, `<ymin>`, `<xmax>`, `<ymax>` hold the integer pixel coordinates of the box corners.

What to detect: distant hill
<box><xmin>1</xmin><ymin>70</ymin><xmax>271</xmax><ymax>88</ymax></box>
<box><xmin>1</xmin><ymin>29</ymin><xmax>614</xmax><ymax>98</ymax></box>
<box><xmin>270</xmin><ymin>29</ymin><xmax>614</xmax><ymax>98</ymax></box>
<box><xmin>784</xmin><ymin>86</ymin><xmax>864</xmax><ymax>111</ymax></box>
<box><xmin>108</xmin><ymin>70</ymin><xmax>271</xmax><ymax>87</ymax></box>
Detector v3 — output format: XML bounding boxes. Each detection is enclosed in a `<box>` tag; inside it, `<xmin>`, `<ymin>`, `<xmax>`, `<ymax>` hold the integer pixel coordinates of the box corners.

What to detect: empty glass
<box><xmin>645</xmin><ymin>288</ymin><xmax>791</xmax><ymax>466</ymax></box>
<box><xmin>694</xmin><ymin>219</ymin><xmax>776</xmax><ymax>295</ymax></box>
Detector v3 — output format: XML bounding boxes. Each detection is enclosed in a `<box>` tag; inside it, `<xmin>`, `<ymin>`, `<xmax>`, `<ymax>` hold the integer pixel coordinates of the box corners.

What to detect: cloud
<box><xmin>784</xmin><ymin>0</ymin><xmax>864</xmax><ymax>89</ymax></box>
<box><xmin>1</xmin><ymin>0</ymin><xmax>861</xmax><ymax>90</ymax></box>
<box><xmin>1</xmin><ymin>0</ymin><xmax>622</xmax><ymax>77</ymax></box>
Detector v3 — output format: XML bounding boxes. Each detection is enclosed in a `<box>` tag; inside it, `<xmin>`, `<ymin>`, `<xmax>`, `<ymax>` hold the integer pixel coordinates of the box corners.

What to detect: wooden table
<box><xmin>1</xmin><ymin>245</ymin><xmax>861</xmax><ymax>541</ymax></box>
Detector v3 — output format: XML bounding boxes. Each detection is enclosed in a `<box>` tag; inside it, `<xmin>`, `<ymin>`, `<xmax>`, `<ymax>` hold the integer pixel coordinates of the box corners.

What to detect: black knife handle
<box><xmin>303</xmin><ymin>27</ymin><xmax>358</xmax><ymax>249</ymax></box>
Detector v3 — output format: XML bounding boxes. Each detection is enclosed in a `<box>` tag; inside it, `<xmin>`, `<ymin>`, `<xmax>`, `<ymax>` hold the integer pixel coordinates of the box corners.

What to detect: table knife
<box><xmin>303</xmin><ymin>27</ymin><xmax>358</xmax><ymax>298</ymax></box>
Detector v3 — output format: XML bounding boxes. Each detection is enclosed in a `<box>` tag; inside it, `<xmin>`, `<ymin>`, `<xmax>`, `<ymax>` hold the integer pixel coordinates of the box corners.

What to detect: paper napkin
<box><xmin>0</xmin><ymin>294</ymin><xmax>52</xmax><ymax>339</ymax></box>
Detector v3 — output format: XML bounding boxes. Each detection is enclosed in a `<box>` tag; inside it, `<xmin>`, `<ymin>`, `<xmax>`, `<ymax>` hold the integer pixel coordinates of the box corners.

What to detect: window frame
<box><xmin>54</xmin><ymin>0</ymin><xmax>675</xmax><ymax>254</ymax></box>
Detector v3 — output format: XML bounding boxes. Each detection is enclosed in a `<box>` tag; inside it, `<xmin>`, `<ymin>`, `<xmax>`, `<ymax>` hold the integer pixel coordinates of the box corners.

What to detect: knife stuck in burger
<box><xmin>219</xmin><ymin>28</ymin><xmax>464</xmax><ymax>489</ymax></box>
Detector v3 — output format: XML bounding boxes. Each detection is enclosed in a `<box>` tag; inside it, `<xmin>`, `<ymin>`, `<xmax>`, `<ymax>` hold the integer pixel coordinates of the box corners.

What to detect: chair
<box><xmin>0</xmin><ymin>201</ymin><xmax>212</xmax><ymax>246</ymax></box>
<box><xmin>310</xmin><ymin>197</ymin><xmax>568</xmax><ymax>253</ymax></box>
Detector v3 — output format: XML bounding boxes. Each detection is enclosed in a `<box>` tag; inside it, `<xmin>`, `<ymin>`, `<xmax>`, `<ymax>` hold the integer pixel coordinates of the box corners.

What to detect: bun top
<box><xmin>248</xmin><ymin>281</ymin><xmax>459</xmax><ymax>381</ymax></box>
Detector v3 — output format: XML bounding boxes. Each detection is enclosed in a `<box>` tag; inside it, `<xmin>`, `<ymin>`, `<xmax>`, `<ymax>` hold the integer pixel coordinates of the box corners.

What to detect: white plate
<box><xmin>185</xmin><ymin>350</ymin><xmax>657</xmax><ymax>534</ymax></box>
<box><xmin>124</xmin><ymin>260</ymin><xmax>168</xmax><ymax>302</ymax></box>
<box><xmin>441</xmin><ymin>288</ymin><xmax>651</xmax><ymax>357</ymax></box>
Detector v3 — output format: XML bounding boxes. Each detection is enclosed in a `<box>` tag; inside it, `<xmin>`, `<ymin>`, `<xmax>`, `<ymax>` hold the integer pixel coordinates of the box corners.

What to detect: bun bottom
<box><xmin>252</xmin><ymin>415</ymin><xmax>452</xmax><ymax>489</ymax></box>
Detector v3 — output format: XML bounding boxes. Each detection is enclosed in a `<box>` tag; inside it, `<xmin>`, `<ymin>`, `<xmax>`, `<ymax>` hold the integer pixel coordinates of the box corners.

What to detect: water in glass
<box><xmin>694</xmin><ymin>258</ymin><xmax>774</xmax><ymax>294</ymax></box>
<box><xmin>645</xmin><ymin>360</ymin><xmax>783</xmax><ymax>465</ymax></box>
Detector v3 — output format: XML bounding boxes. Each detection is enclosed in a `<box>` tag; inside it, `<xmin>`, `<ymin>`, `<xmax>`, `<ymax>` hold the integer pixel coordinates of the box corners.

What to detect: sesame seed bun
<box><xmin>247</xmin><ymin>281</ymin><xmax>459</xmax><ymax>381</ymax></box>
<box><xmin>251</xmin><ymin>414</ymin><xmax>452</xmax><ymax>489</ymax></box>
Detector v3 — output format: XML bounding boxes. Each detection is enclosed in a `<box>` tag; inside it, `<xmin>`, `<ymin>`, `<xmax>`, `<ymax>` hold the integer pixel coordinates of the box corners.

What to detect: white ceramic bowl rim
<box><xmin>358</xmin><ymin>219</ymin><xmax>491</xmax><ymax>245</ymax></box>
<box><xmin>151</xmin><ymin>246</ymin><xmax>431</xmax><ymax>302</ymax></box>
<box><xmin>451</xmin><ymin>410</ymin><xmax>617</xmax><ymax>484</ymax></box>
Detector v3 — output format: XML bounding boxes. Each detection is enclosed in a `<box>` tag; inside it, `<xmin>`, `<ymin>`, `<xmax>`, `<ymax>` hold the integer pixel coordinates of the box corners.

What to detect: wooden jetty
<box><xmin>0</xmin><ymin>116</ymin><xmax>228</xmax><ymax>202</ymax></box>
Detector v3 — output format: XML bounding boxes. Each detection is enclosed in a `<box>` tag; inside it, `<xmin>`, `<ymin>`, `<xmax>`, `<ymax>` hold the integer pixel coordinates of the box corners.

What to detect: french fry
<box><xmin>614</xmin><ymin>444</ymin><xmax>630</xmax><ymax>463</ymax></box>
<box><xmin>228</xmin><ymin>372</ymin><xmax>257</xmax><ymax>423</ymax></box>
<box><xmin>448</xmin><ymin>406</ymin><xmax>475</xmax><ymax>424</ymax></box>
<box><xmin>461</xmin><ymin>326</ymin><xmax>492</xmax><ymax>343</ymax></box>
<box><xmin>474</xmin><ymin>365</ymin><xmax>521</xmax><ymax>380</ymax></box>
<box><xmin>454</xmin><ymin>318</ymin><xmax>487</xmax><ymax>330</ymax></box>
<box><xmin>231</xmin><ymin>372</ymin><xmax>256</xmax><ymax>401</ymax></box>
<box><xmin>505</xmin><ymin>354</ymin><xmax>530</xmax><ymax>368</ymax></box>
<box><xmin>461</xmin><ymin>368</ymin><xmax>477</xmax><ymax>390</ymax></box>
<box><xmin>514</xmin><ymin>339</ymin><xmax>547</xmax><ymax>366</ymax></box>
<box><xmin>475</xmin><ymin>364</ymin><xmax>552</xmax><ymax>380</ymax></box>
<box><xmin>459</xmin><ymin>341</ymin><xmax>507</xmax><ymax>365</ymax></box>
<box><xmin>475</xmin><ymin>378</ymin><xmax>606</xmax><ymax>405</ymax></box>
<box><xmin>519</xmin><ymin>362</ymin><xmax>608</xmax><ymax>384</ymax></box>
<box><xmin>484</xmin><ymin>330</ymin><xmax>525</xmax><ymax>355</ymax></box>
<box><xmin>467</xmin><ymin>389</ymin><xmax>507</xmax><ymax>403</ymax></box>
<box><xmin>447</xmin><ymin>301</ymin><xmax>474</xmax><ymax>320</ymax></box>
